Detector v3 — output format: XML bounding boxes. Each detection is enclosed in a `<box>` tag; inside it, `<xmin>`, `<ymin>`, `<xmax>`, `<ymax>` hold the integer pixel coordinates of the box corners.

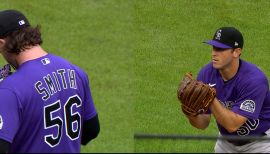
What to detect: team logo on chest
<box><xmin>240</xmin><ymin>100</ymin><xmax>255</xmax><ymax>113</ymax></box>
<box><xmin>220</xmin><ymin>100</ymin><xmax>234</xmax><ymax>110</ymax></box>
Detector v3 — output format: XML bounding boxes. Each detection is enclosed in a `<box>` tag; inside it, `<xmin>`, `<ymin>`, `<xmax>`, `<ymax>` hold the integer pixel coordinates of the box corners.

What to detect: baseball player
<box><xmin>0</xmin><ymin>10</ymin><xmax>100</xmax><ymax>153</ymax></box>
<box><xmin>184</xmin><ymin>27</ymin><xmax>270</xmax><ymax>153</ymax></box>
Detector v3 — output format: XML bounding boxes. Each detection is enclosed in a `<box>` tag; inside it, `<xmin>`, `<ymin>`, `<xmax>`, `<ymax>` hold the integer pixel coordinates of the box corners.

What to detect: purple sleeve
<box><xmin>232</xmin><ymin>79</ymin><xmax>267</xmax><ymax>119</ymax></box>
<box><xmin>83</xmin><ymin>76</ymin><xmax>97</xmax><ymax>121</ymax></box>
<box><xmin>0</xmin><ymin>89</ymin><xmax>20</xmax><ymax>143</ymax></box>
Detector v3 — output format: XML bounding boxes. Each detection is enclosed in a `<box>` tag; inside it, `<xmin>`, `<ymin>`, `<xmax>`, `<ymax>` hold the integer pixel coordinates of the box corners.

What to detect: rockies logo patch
<box><xmin>240</xmin><ymin>100</ymin><xmax>255</xmax><ymax>113</ymax></box>
<box><xmin>0</xmin><ymin>115</ymin><xmax>3</xmax><ymax>130</ymax></box>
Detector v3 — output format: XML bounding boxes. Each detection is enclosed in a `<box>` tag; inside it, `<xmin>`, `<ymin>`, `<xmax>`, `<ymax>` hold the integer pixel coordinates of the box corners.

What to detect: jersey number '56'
<box><xmin>43</xmin><ymin>95</ymin><xmax>82</xmax><ymax>147</ymax></box>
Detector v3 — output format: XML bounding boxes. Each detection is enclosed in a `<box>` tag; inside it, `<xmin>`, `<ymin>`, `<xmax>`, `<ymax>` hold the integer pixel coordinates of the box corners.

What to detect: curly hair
<box><xmin>2</xmin><ymin>25</ymin><xmax>42</xmax><ymax>54</ymax></box>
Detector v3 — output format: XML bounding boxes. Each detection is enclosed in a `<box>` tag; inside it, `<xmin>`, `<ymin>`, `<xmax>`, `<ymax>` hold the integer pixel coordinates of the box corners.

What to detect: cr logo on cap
<box><xmin>215</xmin><ymin>29</ymin><xmax>222</xmax><ymax>40</ymax></box>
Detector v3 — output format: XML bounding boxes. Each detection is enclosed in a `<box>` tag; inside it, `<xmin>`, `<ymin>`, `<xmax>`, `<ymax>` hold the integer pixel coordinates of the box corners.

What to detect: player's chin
<box><xmin>212</xmin><ymin>62</ymin><xmax>222</xmax><ymax>69</ymax></box>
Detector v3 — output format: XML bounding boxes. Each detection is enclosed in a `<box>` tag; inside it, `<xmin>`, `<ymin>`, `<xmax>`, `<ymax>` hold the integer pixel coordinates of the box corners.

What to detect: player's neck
<box><xmin>219</xmin><ymin>59</ymin><xmax>240</xmax><ymax>82</ymax></box>
<box><xmin>16</xmin><ymin>45</ymin><xmax>48</xmax><ymax>66</ymax></box>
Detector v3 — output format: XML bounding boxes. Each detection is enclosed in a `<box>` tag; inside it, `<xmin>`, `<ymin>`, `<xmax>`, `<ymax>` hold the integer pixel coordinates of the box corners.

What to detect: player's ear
<box><xmin>233</xmin><ymin>48</ymin><xmax>241</xmax><ymax>58</ymax></box>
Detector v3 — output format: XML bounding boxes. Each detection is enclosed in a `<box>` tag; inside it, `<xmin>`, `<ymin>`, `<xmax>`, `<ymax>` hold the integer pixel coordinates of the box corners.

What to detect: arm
<box><xmin>0</xmin><ymin>139</ymin><xmax>10</xmax><ymax>153</ymax></box>
<box><xmin>185</xmin><ymin>114</ymin><xmax>211</xmax><ymax>130</ymax></box>
<box><xmin>0</xmin><ymin>89</ymin><xmax>20</xmax><ymax>153</ymax></box>
<box><xmin>81</xmin><ymin>114</ymin><xmax>100</xmax><ymax>145</ymax></box>
<box><xmin>210</xmin><ymin>98</ymin><xmax>247</xmax><ymax>133</ymax></box>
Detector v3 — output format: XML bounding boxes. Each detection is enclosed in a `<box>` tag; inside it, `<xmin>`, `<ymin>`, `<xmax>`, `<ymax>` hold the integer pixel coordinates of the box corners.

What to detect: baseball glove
<box><xmin>177</xmin><ymin>73</ymin><xmax>216</xmax><ymax>116</ymax></box>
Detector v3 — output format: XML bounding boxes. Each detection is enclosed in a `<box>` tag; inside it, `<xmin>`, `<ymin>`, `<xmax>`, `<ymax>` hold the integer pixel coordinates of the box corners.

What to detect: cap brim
<box><xmin>204</xmin><ymin>40</ymin><xmax>231</xmax><ymax>49</ymax></box>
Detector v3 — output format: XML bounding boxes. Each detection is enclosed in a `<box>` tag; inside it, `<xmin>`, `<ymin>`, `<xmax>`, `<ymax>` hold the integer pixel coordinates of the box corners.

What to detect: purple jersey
<box><xmin>197</xmin><ymin>59</ymin><xmax>270</xmax><ymax>136</ymax></box>
<box><xmin>0</xmin><ymin>53</ymin><xmax>97</xmax><ymax>153</ymax></box>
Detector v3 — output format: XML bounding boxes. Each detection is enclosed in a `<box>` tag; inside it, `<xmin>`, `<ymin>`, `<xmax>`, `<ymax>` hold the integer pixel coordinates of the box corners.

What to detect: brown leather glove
<box><xmin>177</xmin><ymin>73</ymin><xmax>216</xmax><ymax>116</ymax></box>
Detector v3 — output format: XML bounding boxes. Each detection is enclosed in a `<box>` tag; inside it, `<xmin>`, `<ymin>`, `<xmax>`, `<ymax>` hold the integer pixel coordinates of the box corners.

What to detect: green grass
<box><xmin>1</xmin><ymin>0</ymin><xmax>270</xmax><ymax>153</ymax></box>
<box><xmin>134</xmin><ymin>0</ymin><xmax>270</xmax><ymax>153</ymax></box>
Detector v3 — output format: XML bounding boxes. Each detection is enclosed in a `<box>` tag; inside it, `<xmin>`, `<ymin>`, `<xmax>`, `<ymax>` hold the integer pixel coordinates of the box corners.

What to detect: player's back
<box><xmin>0</xmin><ymin>53</ymin><xmax>93</xmax><ymax>152</ymax></box>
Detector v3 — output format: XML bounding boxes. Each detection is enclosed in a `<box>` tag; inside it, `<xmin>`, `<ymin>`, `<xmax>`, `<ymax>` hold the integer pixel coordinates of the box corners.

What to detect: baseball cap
<box><xmin>204</xmin><ymin>27</ymin><xmax>244</xmax><ymax>49</ymax></box>
<box><xmin>0</xmin><ymin>9</ymin><xmax>30</xmax><ymax>38</ymax></box>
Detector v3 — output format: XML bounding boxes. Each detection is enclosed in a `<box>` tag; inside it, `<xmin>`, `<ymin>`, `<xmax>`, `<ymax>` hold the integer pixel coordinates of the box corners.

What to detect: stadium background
<box><xmin>1</xmin><ymin>0</ymin><xmax>270</xmax><ymax>153</ymax></box>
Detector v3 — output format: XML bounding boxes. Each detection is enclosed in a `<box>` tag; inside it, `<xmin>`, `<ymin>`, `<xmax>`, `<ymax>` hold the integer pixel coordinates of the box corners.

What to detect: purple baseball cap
<box><xmin>204</xmin><ymin>27</ymin><xmax>244</xmax><ymax>49</ymax></box>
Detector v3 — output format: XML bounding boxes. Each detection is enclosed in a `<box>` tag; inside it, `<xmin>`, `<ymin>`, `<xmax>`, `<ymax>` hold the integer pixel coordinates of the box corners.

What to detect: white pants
<box><xmin>214</xmin><ymin>134</ymin><xmax>270</xmax><ymax>153</ymax></box>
